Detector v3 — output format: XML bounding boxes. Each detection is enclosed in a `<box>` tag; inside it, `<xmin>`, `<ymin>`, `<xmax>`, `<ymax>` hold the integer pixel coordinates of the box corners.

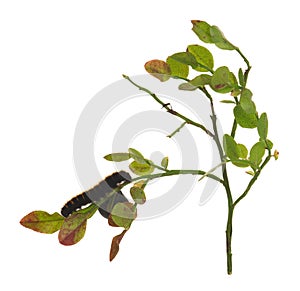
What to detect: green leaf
<box><xmin>178</xmin><ymin>74</ymin><xmax>211</xmax><ymax>91</ymax></box>
<box><xmin>232</xmin><ymin>159</ymin><xmax>252</xmax><ymax>168</ymax></box>
<box><xmin>220</xmin><ymin>100</ymin><xmax>236</xmax><ymax>104</ymax></box>
<box><xmin>168</xmin><ymin>52</ymin><xmax>198</xmax><ymax>70</ymax></box>
<box><xmin>104</xmin><ymin>153</ymin><xmax>131</xmax><ymax>162</ymax></box>
<box><xmin>249</xmin><ymin>141</ymin><xmax>266</xmax><ymax>167</ymax></box>
<box><xmin>128</xmin><ymin>148</ymin><xmax>146</xmax><ymax>164</ymax></box>
<box><xmin>187</xmin><ymin>45</ymin><xmax>214</xmax><ymax>72</ymax></box>
<box><xmin>223</xmin><ymin>134</ymin><xmax>239</xmax><ymax>160</ymax></box>
<box><xmin>234</xmin><ymin>105</ymin><xmax>258</xmax><ymax>128</ymax></box>
<box><xmin>109</xmin><ymin>230</ymin><xmax>127</xmax><ymax>261</ymax></box>
<box><xmin>191</xmin><ymin>20</ymin><xmax>213</xmax><ymax>43</ymax></box>
<box><xmin>191</xmin><ymin>74</ymin><xmax>212</xmax><ymax>86</ymax></box>
<box><xmin>230</xmin><ymin>72</ymin><xmax>238</xmax><ymax>88</ymax></box>
<box><xmin>237</xmin><ymin>144</ymin><xmax>248</xmax><ymax>159</ymax></box>
<box><xmin>130</xmin><ymin>187</ymin><xmax>146</xmax><ymax>204</ymax></box>
<box><xmin>20</xmin><ymin>211</ymin><xmax>64</xmax><ymax>234</ymax></box>
<box><xmin>166</xmin><ymin>56</ymin><xmax>189</xmax><ymax>78</ymax></box>
<box><xmin>144</xmin><ymin>60</ymin><xmax>171</xmax><ymax>82</ymax></box>
<box><xmin>129</xmin><ymin>160</ymin><xmax>154</xmax><ymax>175</ymax></box>
<box><xmin>58</xmin><ymin>213</ymin><xmax>87</xmax><ymax>246</ymax></box>
<box><xmin>209</xmin><ymin>25</ymin><xmax>236</xmax><ymax>50</ymax></box>
<box><xmin>238</xmin><ymin>68</ymin><xmax>245</xmax><ymax>87</ymax></box>
<box><xmin>210</xmin><ymin>66</ymin><xmax>232</xmax><ymax>93</ymax></box>
<box><xmin>257</xmin><ymin>113</ymin><xmax>268</xmax><ymax>140</ymax></box>
<box><xmin>240</xmin><ymin>89</ymin><xmax>256</xmax><ymax>114</ymax></box>
<box><xmin>161</xmin><ymin>156</ymin><xmax>169</xmax><ymax>169</ymax></box>
<box><xmin>231</xmin><ymin>88</ymin><xmax>241</xmax><ymax>97</ymax></box>
<box><xmin>262</xmin><ymin>139</ymin><xmax>273</xmax><ymax>150</ymax></box>
<box><xmin>111</xmin><ymin>202</ymin><xmax>137</xmax><ymax>229</ymax></box>
<box><xmin>178</xmin><ymin>82</ymin><xmax>197</xmax><ymax>91</ymax></box>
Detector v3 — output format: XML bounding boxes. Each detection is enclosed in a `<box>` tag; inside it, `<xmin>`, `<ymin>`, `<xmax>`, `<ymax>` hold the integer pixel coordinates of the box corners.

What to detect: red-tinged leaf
<box><xmin>58</xmin><ymin>213</ymin><xmax>88</xmax><ymax>246</ymax></box>
<box><xmin>144</xmin><ymin>60</ymin><xmax>171</xmax><ymax>82</ymax></box>
<box><xmin>108</xmin><ymin>214</ymin><xmax>120</xmax><ymax>227</ymax></box>
<box><xmin>20</xmin><ymin>211</ymin><xmax>64</xmax><ymax>234</ymax></box>
<box><xmin>109</xmin><ymin>230</ymin><xmax>127</xmax><ymax>261</ymax></box>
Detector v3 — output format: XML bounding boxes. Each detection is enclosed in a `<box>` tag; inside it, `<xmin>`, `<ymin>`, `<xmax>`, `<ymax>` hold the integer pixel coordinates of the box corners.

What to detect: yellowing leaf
<box><xmin>130</xmin><ymin>186</ymin><xmax>146</xmax><ymax>204</ymax></box>
<box><xmin>144</xmin><ymin>60</ymin><xmax>171</xmax><ymax>82</ymax></box>
<box><xmin>20</xmin><ymin>211</ymin><xmax>64</xmax><ymax>234</ymax></box>
<box><xmin>129</xmin><ymin>160</ymin><xmax>154</xmax><ymax>175</ymax></box>
<box><xmin>187</xmin><ymin>45</ymin><xmax>214</xmax><ymax>72</ymax></box>
<box><xmin>166</xmin><ymin>57</ymin><xmax>189</xmax><ymax>78</ymax></box>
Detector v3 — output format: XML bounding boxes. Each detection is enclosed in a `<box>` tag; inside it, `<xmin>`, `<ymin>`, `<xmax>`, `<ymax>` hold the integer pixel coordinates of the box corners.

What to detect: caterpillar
<box><xmin>61</xmin><ymin>171</ymin><xmax>132</xmax><ymax>219</ymax></box>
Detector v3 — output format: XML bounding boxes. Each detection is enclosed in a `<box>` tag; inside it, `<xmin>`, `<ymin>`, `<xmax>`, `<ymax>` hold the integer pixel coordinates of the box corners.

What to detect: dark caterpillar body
<box><xmin>61</xmin><ymin>171</ymin><xmax>132</xmax><ymax>219</ymax></box>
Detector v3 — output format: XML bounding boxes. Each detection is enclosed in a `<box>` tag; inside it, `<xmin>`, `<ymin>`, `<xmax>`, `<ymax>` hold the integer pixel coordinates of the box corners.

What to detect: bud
<box><xmin>273</xmin><ymin>149</ymin><xmax>279</xmax><ymax>160</ymax></box>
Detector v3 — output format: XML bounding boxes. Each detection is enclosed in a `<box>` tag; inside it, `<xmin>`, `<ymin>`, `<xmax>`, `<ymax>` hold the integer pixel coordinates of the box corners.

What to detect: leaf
<box><xmin>128</xmin><ymin>148</ymin><xmax>146</xmax><ymax>164</ymax></box>
<box><xmin>111</xmin><ymin>202</ymin><xmax>137</xmax><ymax>229</ymax></box>
<box><xmin>237</xmin><ymin>144</ymin><xmax>248</xmax><ymax>159</ymax></box>
<box><xmin>232</xmin><ymin>159</ymin><xmax>252</xmax><ymax>168</ymax></box>
<box><xmin>58</xmin><ymin>213</ymin><xmax>87</xmax><ymax>246</ymax></box>
<box><xmin>161</xmin><ymin>156</ymin><xmax>169</xmax><ymax>169</ymax></box>
<box><xmin>210</xmin><ymin>66</ymin><xmax>233</xmax><ymax>93</ymax></box>
<box><xmin>178</xmin><ymin>74</ymin><xmax>211</xmax><ymax>91</ymax></box>
<box><xmin>104</xmin><ymin>153</ymin><xmax>131</xmax><ymax>162</ymax></box>
<box><xmin>220</xmin><ymin>100</ymin><xmax>236</xmax><ymax>104</ymax></box>
<box><xmin>178</xmin><ymin>82</ymin><xmax>197</xmax><ymax>91</ymax></box>
<box><xmin>134</xmin><ymin>180</ymin><xmax>148</xmax><ymax>189</ymax></box>
<box><xmin>240</xmin><ymin>89</ymin><xmax>256</xmax><ymax>114</ymax></box>
<box><xmin>238</xmin><ymin>68</ymin><xmax>245</xmax><ymax>87</ymax></box>
<box><xmin>129</xmin><ymin>160</ymin><xmax>154</xmax><ymax>175</ymax></box>
<box><xmin>234</xmin><ymin>105</ymin><xmax>258</xmax><ymax>128</ymax></box>
<box><xmin>144</xmin><ymin>60</ymin><xmax>171</xmax><ymax>82</ymax></box>
<box><xmin>223</xmin><ymin>134</ymin><xmax>239</xmax><ymax>160</ymax></box>
<box><xmin>209</xmin><ymin>25</ymin><xmax>236</xmax><ymax>50</ymax></box>
<box><xmin>109</xmin><ymin>230</ymin><xmax>127</xmax><ymax>261</ymax></box>
<box><xmin>262</xmin><ymin>139</ymin><xmax>273</xmax><ymax>150</ymax></box>
<box><xmin>191</xmin><ymin>74</ymin><xmax>212</xmax><ymax>86</ymax></box>
<box><xmin>166</xmin><ymin>56</ymin><xmax>189</xmax><ymax>78</ymax></box>
<box><xmin>257</xmin><ymin>113</ymin><xmax>268</xmax><ymax>140</ymax></box>
<box><xmin>249</xmin><ymin>141</ymin><xmax>266</xmax><ymax>167</ymax></box>
<box><xmin>20</xmin><ymin>211</ymin><xmax>64</xmax><ymax>234</ymax></box>
<box><xmin>231</xmin><ymin>89</ymin><xmax>241</xmax><ymax>97</ymax></box>
<box><xmin>232</xmin><ymin>143</ymin><xmax>250</xmax><ymax>168</ymax></box>
<box><xmin>167</xmin><ymin>52</ymin><xmax>199</xmax><ymax>70</ymax></box>
<box><xmin>187</xmin><ymin>45</ymin><xmax>214</xmax><ymax>72</ymax></box>
<box><xmin>130</xmin><ymin>187</ymin><xmax>146</xmax><ymax>204</ymax></box>
<box><xmin>191</xmin><ymin>20</ymin><xmax>213</xmax><ymax>43</ymax></box>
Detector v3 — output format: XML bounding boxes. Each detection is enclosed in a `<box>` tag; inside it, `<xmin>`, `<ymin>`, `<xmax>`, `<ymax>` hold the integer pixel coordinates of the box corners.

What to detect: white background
<box><xmin>1</xmin><ymin>0</ymin><xmax>299</xmax><ymax>290</ymax></box>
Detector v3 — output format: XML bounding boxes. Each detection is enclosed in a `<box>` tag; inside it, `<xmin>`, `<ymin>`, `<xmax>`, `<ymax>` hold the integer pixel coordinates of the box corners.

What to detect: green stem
<box><xmin>123</xmin><ymin>75</ymin><xmax>214</xmax><ymax>137</ymax></box>
<box><xmin>130</xmin><ymin>169</ymin><xmax>224</xmax><ymax>184</ymax></box>
<box><xmin>200</xmin><ymin>86</ymin><xmax>234</xmax><ymax>274</ymax></box>
<box><xmin>226</xmin><ymin>204</ymin><xmax>234</xmax><ymax>275</ymax></box>
<box><xmin>233</xmin><ymin>154</ymin><xmax>271</xmax><ymax>207</ymax></box>
<box><xmin>167</xmin><ymin>121</ymin><xmax>187</xmax><ymax>138</ymax></box>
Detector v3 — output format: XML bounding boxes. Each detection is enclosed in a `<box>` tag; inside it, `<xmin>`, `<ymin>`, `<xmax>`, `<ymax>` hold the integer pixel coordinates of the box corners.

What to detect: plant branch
<box><xmin>123</xmin><ymin>75</ymin><xmax>214</xmax><ymax>137</ymax></box>
<box><xmin>167</xmin><ymin>121</ymin><xmax>187</xmax><ymax>138</ymax></box>
<box><xmin>130</xmin><ymin>169</ymin><xmax>224</xmax><ymax>184</ymax></box>
<box><xmin>233</xmin><ymin>154</ymin><xmax>271</xmax><ymax>207</ymax></box>
<box><xmin>200</xmin><ymin>85</ymin><xmax>234</xmax><ymax>275</ymax></box>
